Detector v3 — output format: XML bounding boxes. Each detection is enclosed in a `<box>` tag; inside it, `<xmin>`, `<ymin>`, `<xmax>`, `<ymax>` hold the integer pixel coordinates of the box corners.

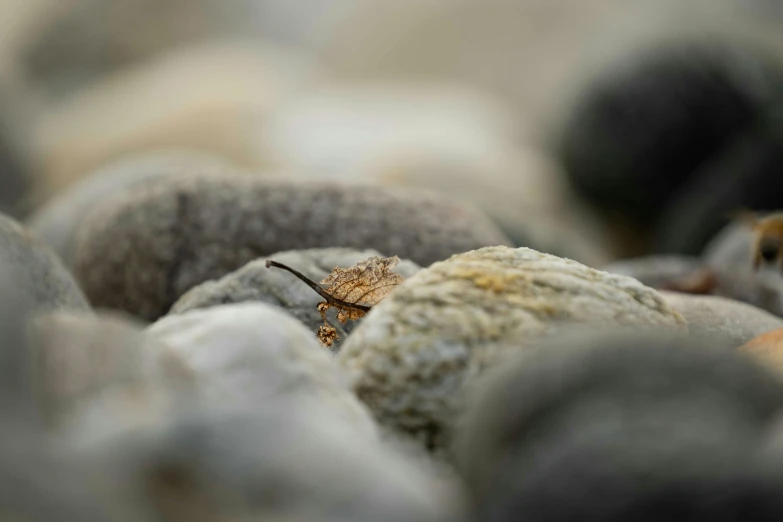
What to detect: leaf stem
<box><xmin>265</xmin><ymin>260</ymin><xmax>371</xmax><ymax>313</ymax></box>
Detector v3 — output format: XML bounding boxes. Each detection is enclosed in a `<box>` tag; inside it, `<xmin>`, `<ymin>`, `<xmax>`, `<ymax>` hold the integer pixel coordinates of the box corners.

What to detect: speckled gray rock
<box><xmin>660</xmin><ymin>291</ymin><xmax>783</xmax><ymax>347</ymax></box>
<box><xmin>28</xmin><ymin>311</ymin><xmax>195</xmax><ymax>428</ymax></box>
<box><xmin>28</xmin><ymin>150</ymin><xmax>237</xmax><ymax>266</ymax></box>
<box><xmin>171</xmin><ymin>247</ymin><xmax>421</xmax><ymax>351</ymax></box>
<box><xmin>338</xmin><ymin>246</ymin><xmax>686</xmax><ymax>451</ymax></box>
<box><xmin>72</xmin><ymin>399</ymin><xmax>463</xmax><ymax>522</ymax></box>
<box><xmin>0</xmin><ymin>213</ymin><xmax>89</xmax><ymax>313</ymax></box>
<box><xmin>147</xmin><ymin>302</ymin><xmax>377</xmax><ymax>435</ymax></box>
<box><xmin>72</xmin><ymin>172</ymin><xmax>510</xmax><ymax>321</ymax></box>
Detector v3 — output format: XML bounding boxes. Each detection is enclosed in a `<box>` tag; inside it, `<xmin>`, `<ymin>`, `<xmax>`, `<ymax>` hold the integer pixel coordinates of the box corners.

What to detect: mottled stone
<box><xmin>148</xmin><ymin>302</ymin><xmax>377</xmax><ymax>434</ymax></box>
<box><xmin>660</xmin><ymin>291</ymin><xmax>783</xmax><ymax>347</ymax></box>
<box><xmin>28</xmin><ymin>150</ymin><xmax>237</xmax><ymax>266</ymax></box>
<box><xmin>72</xmin><ymin>400</ymin><xmax>463</xmax><ymax>522</ymax></box>
<box><xmin>0</xmin><ymin>213</ymin><xmax>89</xmax><ymax>313</ymax></box>
<box><xmin>28</xmin><ymin>310</ymin><xmax>195</xmax><ymax>428</ymax></box>
<box><xmin>72</xmin><ymin>172</ymin><xmax>509</xmax><ymax>321</ymax></box>
<box><xmin>338</xmin><ymin>246</ymin><xmax>686</xmax><ymax>451</ymax></box>
<box><xmin>171</xmin><ymin>247</ymin><xmax>421</xmax><ymax>351</ymax></box>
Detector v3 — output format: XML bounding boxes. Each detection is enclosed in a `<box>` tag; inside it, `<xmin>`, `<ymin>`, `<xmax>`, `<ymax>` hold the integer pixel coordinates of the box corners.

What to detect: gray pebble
<box><xmin>28</xmin><ymin>150</ymin><xmax>236</xmax><ymax>266</ymax></box>
<box><xmin>171</xmin><ymin>247</ymin><xmax>421</xmax><ymax>351</ymax></box>
<box><xmin>72</xmin><ymin>172</ymin><xmax>509</xmax><ymax>321</ymax></box>
<box><xmin>148</xmin><ymin>302</ymin><xmax>377</xmax><ymax>435</ymax></box>
<box><xmin>72</xmin><ymin>399</ymin><xmax>464</xmax><ymax>522</ymax></box>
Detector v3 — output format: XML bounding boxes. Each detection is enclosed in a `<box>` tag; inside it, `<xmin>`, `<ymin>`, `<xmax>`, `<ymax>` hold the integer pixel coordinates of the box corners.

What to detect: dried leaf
<box><xmin>317</xmin><ymin>324</ymin><xmax>338</xmax><ymax>348</ymax></box>
<box><xmin>266</xmin><ymin>256</ymin><xmax>405</xmax><ymax>347</ymax></box>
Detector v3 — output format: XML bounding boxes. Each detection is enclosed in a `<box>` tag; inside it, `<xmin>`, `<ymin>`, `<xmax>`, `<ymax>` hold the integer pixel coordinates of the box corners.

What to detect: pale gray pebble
<box><xmin>28</xmin><ymin>150</ymin><xmax>237</xmax><ymax>266</ymax></box>
<box><xmin>338</xmin><ymin>246</ymin><xmax>686</xmax><ymax>453</ymax></box>
<box><xmin>28</xmin><ymin>310</ymin><xmax>195</xmax><ymax>428</ymax></box>
<box><xmin>171</xmin><ymin>247</ymin><xmax>421</xmax><ymax>351</ymax></box>
<box><xmin>660</xmin><ymin>291</ymin><xmax>783</xmax><ymax>347</ymax></box>
<box><xmin>72</xmin><ymin>399</ymin><xmax>465</xmax><ymax>522</ymax></box>
<box><xmin>148</xmin><ymin>302</ymin><xmax>378</xmax><ymax>436</ymax></box>
<box><xmin>72</xmin><ymin>171</ymin><xmax>509</xmax><ymax>321</ymax></box>
<box><xmin>0</xmin><ymin>213</ymin><xmax>89</xmax><ymax>314</ymax></box>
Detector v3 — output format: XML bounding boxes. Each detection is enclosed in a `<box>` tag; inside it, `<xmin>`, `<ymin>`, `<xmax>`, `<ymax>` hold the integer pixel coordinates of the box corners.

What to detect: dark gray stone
<box><xmin>72</xmin><ymin>172</ymin><xmax>509</xmax><ymax>321</ymax></box>
<box><xmin>457</xmin><ymin>332</ymin><xmax>783</xmax><ymax>522</ymax></box>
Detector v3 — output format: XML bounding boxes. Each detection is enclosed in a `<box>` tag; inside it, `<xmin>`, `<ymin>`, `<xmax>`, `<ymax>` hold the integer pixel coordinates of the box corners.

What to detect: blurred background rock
<box><xmin>0</xmin><ymin>0</ymin><xmax>781</xmax><ymax>262</ymax></box>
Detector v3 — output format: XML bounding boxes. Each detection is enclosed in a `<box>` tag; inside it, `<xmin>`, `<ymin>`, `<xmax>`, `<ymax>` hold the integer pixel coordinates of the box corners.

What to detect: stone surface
<box><xmin>28</xmin><ymin>150</ymin><xmax>237</xmax><ymax>266</ymax></box>
<box><xmin>741</xmin><ymin>327</ymin><xmax>783</xmax><ymax>376</ymax></box>
<box><xmin>147</xmin><ymin>302</ymin><xmax>377</xmax><ymax>434</ymax></box>
<box><xmin>703</xmin><ymin>220</ymin><xmax>755</xmax><ymax>267</ymax></box>
<box><xmin>0</xmin><ymin>417</ymin><xmax>132</xmax><ymax>522</ymax></box>
<box><xmin>72</xmin><ymin>172</ymin><xmax>510</xmax><ymax>321</ymax></box>
<box><xmin>31</xmin><ymin>39</ymin><xmax>320</xmax><ymax>200</ymax></box>
<box><xmin>72</xmin><ymin>399</ymin><xmax>463</xmax><ymax>522</ymax></box>
<box><xmin>660</xmin><ymin>291</ymin><xmax>783</xmax><ymax>347</ymax></box>
<box><xmin>338</xmin><ymin>246</ymin><xmax>686</xmax><ymax>451</ymax></box>
<box><xmin>171</xmin><ymin>247</ymin><xmax>421</xmax><ymax>351</ymax></box>
<box><xmin>605</xmin><ymin>253</ymin><xmax>783</xmax><ymax>318</ymax></box>
<box><xmin>27</xmin><ymin>310</ymin><xmax>195</xmax><ymax>428</ymax></box>
<box><xmin>0</xmin><ymin>213</ymin><xmax>89</xmax><ymax>314</ymax></box>
<box><xmin>456</xmin><ymin>332</ymin><xmax>783</xmax><ymax>522</ymax></box>
<box><xmin>603</xmin><ymin>255</ymin><xmax>704</xmax><ymax>289</ymax></box>
<box><xmin>555</xmin><ymin>38</ymin><xmax>783</xmax><ymax>237</ymax></box>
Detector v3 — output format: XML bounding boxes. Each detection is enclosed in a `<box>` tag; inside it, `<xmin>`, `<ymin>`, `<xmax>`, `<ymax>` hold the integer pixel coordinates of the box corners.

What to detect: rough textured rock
<box><xmin>72</xmin><ymin>172</ymin><xmax>510</xmax><ymax>321</ymax></box>
<box><xmin>0</xmin><ymin>213</ymin><xmax>89</xmax><ymax>313</ymax></box>
<box><xmin>660</xmin><ymin>291</ymin><xmax>783</xmax><ymax>347</ymax></box>
<box><xmin>28</xmin><ymin>150</ymin><xmax>237</xmax><ymax>266</ymax></box>
<box><xmin>147</xmin><ymin>302</ymin><xmax>377</xmax><ymax>434</ymax></box>
<box><xmin>171</xmin><ymin>247</ymin><xmax>421</xmax><ymax>351</ymax></box>
<box><xmin>456</xmin><ymin>332</ymin><xmax>783</xmax><ymax>522</ymax></box>
<box><xmin>338</xmin><ymin>246</ymin><xmax>686</xmax><ymax>451</ymax></box>
<box><xmin>72</xmin><ymin>400</ymin><xmax>463</xmax><ymax>522</ymax></box>
<box><xmin>31</xmin><ymin>39</ymin><xmax>320</xmax><ymax>199</ymax></box>
<box><xmin>27</xmin><ymin>310</ymin><xmax>194</xmax><ymax>428</ymax></box>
